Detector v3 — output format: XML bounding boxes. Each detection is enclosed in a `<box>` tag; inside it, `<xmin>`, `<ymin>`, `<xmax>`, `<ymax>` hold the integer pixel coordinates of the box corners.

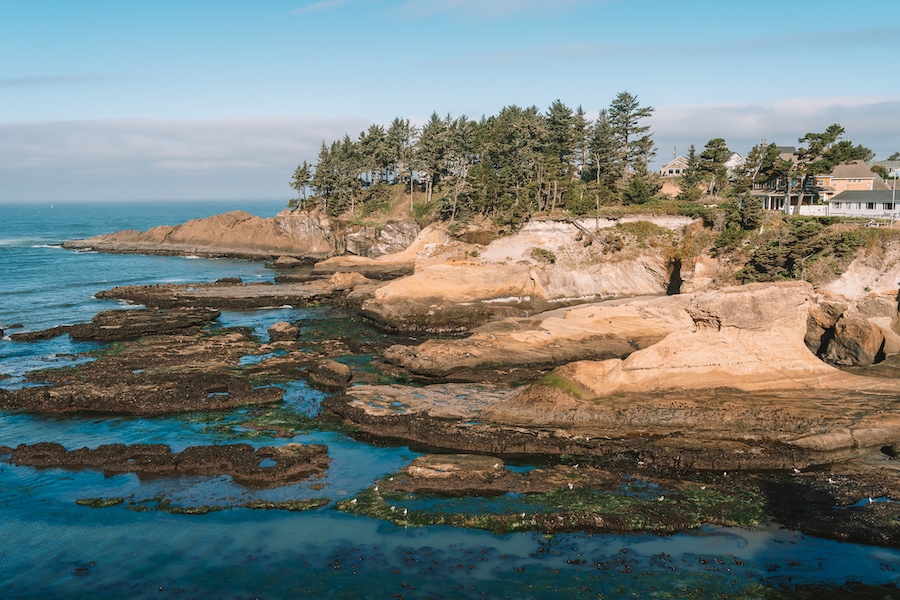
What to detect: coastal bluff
<box><xmin>62</xmin><ymin>209</ymin><xmax>420</xmax><ymax>261</ymax></box>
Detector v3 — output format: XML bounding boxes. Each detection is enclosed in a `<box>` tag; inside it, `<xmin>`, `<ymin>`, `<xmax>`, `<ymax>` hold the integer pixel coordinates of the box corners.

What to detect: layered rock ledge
<box><xmin>3</xmin><ymin>442</ymin><xmax>329</xmax><ymax>487</ymax></box>
<box><xmin>327</xmin><ymin>282</ymin><xmax>900</xmax><ymax>470</ymax></box>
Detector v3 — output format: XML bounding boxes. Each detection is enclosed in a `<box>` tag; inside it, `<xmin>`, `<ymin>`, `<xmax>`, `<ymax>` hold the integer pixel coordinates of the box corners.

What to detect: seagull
<box><xmin>350</xmin><ymin>498</ymin><xmax>357</xmax><ymax>504</ymax></box>
<box><xmin>493</xmin><ymin>463</ymin><xmax>499</xmax><ymax>469</ymax></box>
<box><xmin>657</xmin><ymin>496</ymin><xmax>665</xmax><ymax>502</ymax></box>
<box><xmin>374</xmin><ymin>485</ymin><xmax>378</xmax><ymax>492</ymax></box>
<box><xmin>793</xmin><ymin>468</ymin><xmax>801</xmax><ymax>474</ymax></box>
<box><xmin>827</xmin><ymin>478</ymin><xmax>836</xmax><ymax>484</ymax></box>
<box><xmin>869</xmin><ymin>497</ymin><xmax>875</xmax><ymax>504</ymax></box>
<box><xmin>521</xmin><ymin>512</ymin><xmax>526</xmax><ymax>518</ymax></box>
<box><xmin>403</xmin><ymin>508</ymin><xmax>408</xmax><ymax>515</ymax></box>
<box><xmin>390</xmin><ymin>506</ymin><xmax>396</xmax><ymax>511</ymax></box>
<box><xmin>568</xmin><ymin>483</ymin><xmax>574</xmax><ymax>490</ymax></box>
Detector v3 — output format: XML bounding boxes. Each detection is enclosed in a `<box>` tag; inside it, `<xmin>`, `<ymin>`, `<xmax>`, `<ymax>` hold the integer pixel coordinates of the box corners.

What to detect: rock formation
<box><xmin>62</xmin><ymin>209</ymin><xmax>420</xmax><ymax>261</ymax></box>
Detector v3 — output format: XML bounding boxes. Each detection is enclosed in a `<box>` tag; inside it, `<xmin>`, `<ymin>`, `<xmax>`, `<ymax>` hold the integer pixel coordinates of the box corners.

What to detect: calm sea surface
<box><xmin>1</xmin><ymin>199</ymin><xmax>899</xmax><ymax>598</ymax></box>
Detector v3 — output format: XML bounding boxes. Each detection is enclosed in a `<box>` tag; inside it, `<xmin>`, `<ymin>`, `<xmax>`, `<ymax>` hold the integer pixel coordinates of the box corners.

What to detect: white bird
<box><xmin>869</xmin><ymin>497</ymin><xmax>875</xmax><ymax>504</ymax></box>
<box><xmin>700</xmin><ymin>486</ymin><xmax>706</xmax><ymax>491</ymax></box>
<box><xmin>793</xmin><ymin>468</ymin><xmax>801</xmax><ymax>474</ymax></box>
<box><xmin>403</xmin><ymin>508</ymin><xmax>408</xmax><ymax>515</ymax></box>
<box><xmin>374</xmin><ymin>485</ymin><xmax>378</xmax><ymax>491</ymax></box>
<box><xmin>657</xmin><ymin>496</ymin><xmax>665</xmax><ymax>502</ymax></box>
<box><xmin>521</xmin><ymin>512</ymin><xmax>526</xmax><ymax>518</ymax></box>
<box><xmin>350</xmin><ymin>498</ymin><xmax>357</xmax><ymax>504</ymax></box>
<box><xmin>827</xmin><ymin>478</ymin><xmax>836</xmax><ymax>484</ymax></box>
<box><xmin>390</xmin><ymin>506</ymin><xmax>396</xmax><ymax>511</ymax></box>
<box><xmin>568</xmin><ymin>483</ymin><xmax>574</xmax><ymax>490</ymax></box>
<box><xmin>493</xmin><ymin>463</ymin><xmax>499</xmax><ymax>469</ymax></box>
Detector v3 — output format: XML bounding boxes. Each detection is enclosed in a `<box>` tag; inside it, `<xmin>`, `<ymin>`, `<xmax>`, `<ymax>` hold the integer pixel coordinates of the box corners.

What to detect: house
<box><xmin>825</xmin><ymin>187</ymin><xmax>898</xmax><ymax>218</ymax></box>
<box><xmin>754</xmin><ymin>156</ymin><xmax>889</xmax><ymax>211</ymax></box>
<box><xmin>812</xmin><ymin>160</ymin><xmax>889</xmax><ymax>201</ymax></box>
<box><xmin>660</xmin><ymin>156</ymin><xmax>689</xmax><ymax>178</ymax></box>
<box><xmin>724</xmin><ymin>152</ymin><xmax>744</xmax><ymax>177</ymax></box>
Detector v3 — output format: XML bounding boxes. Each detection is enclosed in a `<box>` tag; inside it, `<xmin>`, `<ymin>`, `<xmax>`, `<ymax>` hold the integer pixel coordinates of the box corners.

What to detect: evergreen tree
<box><xmin>677</xmin><ymin>144</ymin><xmax>702</xmax><ymax>201</ymax></box>
<box><xmin>289</xmin><ymin>160</ymin><xmax>312</xmax><ymax>209</ymax></box>
<box><xmin>608</xmin><ymin>91</ymin><xmax>655</xmax><ymax>180</ymax></box>
<box><xmin>699</xmin><ymin>138</ymin><xmax>731</xmax><ymax>196</ymax></box>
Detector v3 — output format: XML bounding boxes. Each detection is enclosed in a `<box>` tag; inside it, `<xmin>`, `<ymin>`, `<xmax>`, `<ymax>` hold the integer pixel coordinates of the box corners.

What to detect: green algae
<box><xmin>242</xmin><ymin>498</ymin><xmax>329</xmax><ymax>511</ymax></box>
<box><xmin>75</xmin><ymin>497</ymin><xmax>125</xmax><ymax>508</ymax></box>
<box><xmin>334</xmin><ymin>478</ymin><xmax>765</xmax><ymax>535</ymax></box>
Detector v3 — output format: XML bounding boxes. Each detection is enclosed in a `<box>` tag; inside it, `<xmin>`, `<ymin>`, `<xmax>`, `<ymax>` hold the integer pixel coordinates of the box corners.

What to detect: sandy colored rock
<box><xmin>822</xmin><ymin>317</ymin><xmax>886</xmax><ymax>366</ymax></box>
<box><xmin>383</xmin><ymin>295</ymin><xmax>692</xmax><ymax>379</ymax></box>
<box><xmin>268</xmin><ymin>321</ymin><xmax>299</xmax><ymax>342</ymax></box>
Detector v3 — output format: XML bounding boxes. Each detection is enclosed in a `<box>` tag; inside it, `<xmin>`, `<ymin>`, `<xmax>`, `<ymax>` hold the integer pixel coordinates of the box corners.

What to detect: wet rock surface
<box><xmin>10</xmin><ymin>307</ymin><xmax>221</xmax><ymax>342</ymax></box>
<box><xmin>0</xmin><ymin>329</ymin><xmax>283</xmax><ymax>415</ymax></box>
<box><xmin>2</xmin><ymin>441</ymin><xmax>329</xmax><ymax>487</ymax></box>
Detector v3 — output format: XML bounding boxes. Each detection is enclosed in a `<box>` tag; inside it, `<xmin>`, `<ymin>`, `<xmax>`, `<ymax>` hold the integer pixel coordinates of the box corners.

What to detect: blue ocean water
<box><xmin>1</xmin><ymin>200</ymin><xmax>899</xmax><ymax>598</ymax></box>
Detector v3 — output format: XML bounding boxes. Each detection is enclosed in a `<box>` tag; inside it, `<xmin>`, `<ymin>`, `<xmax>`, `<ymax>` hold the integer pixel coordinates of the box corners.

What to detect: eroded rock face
<box><xmin>359</xmin><ymin>220</ymin><xmax>675</xmax><ymax>333</ymax></box>
<box><xmin>62</xmin><ymin>209</ymin><xmax>342</xmax><ymax>261</ymax></box>
<box><xmin>345</xmin><ymin>220</ymin><xmax>421</xmax><ymax>257</ymax></box>
<box><xmin>823</xmin><ymin>317</ymin><xmax>886</xmax><ymax>366</ymax></box>
<box><xmin>382</xmin><ymin>295</ymin><xmax>692</xmax><ymax>380</ymax></box>
<box><xmin>4</xmin><ymin>442</ymin><xmax>329</xmax><ymax>487</ymax></box>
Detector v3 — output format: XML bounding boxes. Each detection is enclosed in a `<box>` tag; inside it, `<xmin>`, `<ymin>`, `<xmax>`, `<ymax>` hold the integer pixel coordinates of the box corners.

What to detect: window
<box><xmin>885</xmin><ymin>203</ymin><xmax>894</xmax><ymax>211</ymax></box>
<box><xmin>867</xmin><ymin>203</ymin><xmax>876</xmax><ymax>210</ymax></box>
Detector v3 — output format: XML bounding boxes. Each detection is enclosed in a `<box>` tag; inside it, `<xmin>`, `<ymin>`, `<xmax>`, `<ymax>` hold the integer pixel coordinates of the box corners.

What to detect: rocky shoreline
<box><xmin>8</xmin><ymin>212</ymin><xmax>900</xmax><ymax>545</ymax></box>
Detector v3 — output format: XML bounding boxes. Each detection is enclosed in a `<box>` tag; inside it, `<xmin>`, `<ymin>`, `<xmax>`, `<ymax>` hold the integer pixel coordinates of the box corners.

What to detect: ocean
<box><xmin>1</xmin><ymin>199</ymin><xmax>899</xmax><ymax>598</ymax></box>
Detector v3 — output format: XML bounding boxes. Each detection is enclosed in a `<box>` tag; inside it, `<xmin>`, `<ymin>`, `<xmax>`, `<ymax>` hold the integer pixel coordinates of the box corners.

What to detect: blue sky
<box><xmin>2</xmin><ymin>0</ymin><xmax>898</xmax><ymax>202</ymax></box>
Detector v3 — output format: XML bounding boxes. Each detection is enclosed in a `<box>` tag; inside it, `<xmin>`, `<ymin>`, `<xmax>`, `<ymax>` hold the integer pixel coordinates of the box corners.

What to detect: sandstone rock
<box><xmin>63</xmin><ymin>209</ymin><xmax>343</xmax><ymax>261</ymax></box>
<box><xmin>345</xmin><ymin>220</ymin><xmax>421</xmax><ymax>257</ymax></box>
<box><xmin>268</xmin><ymin>321</ymin><xmax>299</xmax><ymax>342</ymax></box>
<box><xmin>307</xmin><ymin>359</ymin><xmax>352</xmax><ymax>388</ymax></box>
<box><xmin>382</xmin><ymin>295</ymin><xmax>692</xmax><ymax>380</ymax></box>
<box><xmin>272</xmin><ymin>255</ymin><xmax>306</xmax><ymax>269</ymax></box>
<box><xmin>822</xmin><ymin>317</ymin><xmax>886</xmax><ymax>366</ymax></box>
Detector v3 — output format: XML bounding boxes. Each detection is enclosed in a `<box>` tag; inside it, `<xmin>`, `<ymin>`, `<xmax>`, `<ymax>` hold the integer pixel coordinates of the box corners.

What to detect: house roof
<box><xmin>826</xmin><ymin>189</ymin><xmax>898</xmax><ymax>203</ymax></box>
<box><xmin>828</xmin><ymin>160</ymin><xmax>877</xmax><ymax>179</ymax></box>
<box><xmin>661</xmin><ymin>156</ymin><xmax>688</xmax><ymax>169</ymax></box>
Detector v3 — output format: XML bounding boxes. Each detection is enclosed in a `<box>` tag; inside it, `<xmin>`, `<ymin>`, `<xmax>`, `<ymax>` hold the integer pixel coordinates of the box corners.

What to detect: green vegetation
<box><xmin>530</xmin><ymin>247</ymin><xmax>557</xmax><ymax>264</ymax></box>
<box><xmin>334</xmin><ymin>479</ymin><xmax>764</xmax><ymax>535</ymax></box>
<box><xmin>290</xmin><ymin>91</ymin><xmax>661</xmax><ymax>229</ymax></box>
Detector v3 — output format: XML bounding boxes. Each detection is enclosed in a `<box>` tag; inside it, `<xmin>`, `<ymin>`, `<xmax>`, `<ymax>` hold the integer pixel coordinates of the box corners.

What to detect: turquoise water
<box><xmin>1</xmin><ymin>200</ymin><xmax>900</xmax><ymax>598</ymax></box>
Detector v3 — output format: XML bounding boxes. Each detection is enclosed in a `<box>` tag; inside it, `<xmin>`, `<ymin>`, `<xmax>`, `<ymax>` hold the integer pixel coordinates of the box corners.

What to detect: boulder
<box><xmin>307</xmin><ymin>359</ymin><xmax>352</xmax><ymax>388</ymax></box>
<box><xmin>822</xmin><ymin>316</ymin><xmax>886</xmax><ymax>366</ymax></box>
<box><xmin>268</xmin><ymin>321</ymin><xmax>300</xmax><ymax>342</ymax></box>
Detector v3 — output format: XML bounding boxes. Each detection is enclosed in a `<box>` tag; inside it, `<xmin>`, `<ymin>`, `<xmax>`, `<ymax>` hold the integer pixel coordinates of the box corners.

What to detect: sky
<box><xmin>1</xmin><ymin>0</ymin><xmax>898</xmax><ymax>203</ymax></box>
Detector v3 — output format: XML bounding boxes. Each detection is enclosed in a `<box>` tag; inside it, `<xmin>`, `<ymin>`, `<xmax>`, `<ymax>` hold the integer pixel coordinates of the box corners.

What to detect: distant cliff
<box><xmin>62</xmin><ymin>209</ymin><xmax>420</xmax><ymax>262</ymax></box>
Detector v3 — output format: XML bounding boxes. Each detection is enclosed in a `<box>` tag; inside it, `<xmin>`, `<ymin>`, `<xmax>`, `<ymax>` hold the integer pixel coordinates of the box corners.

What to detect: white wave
<box><xmin>30</xmin><ymin>244</ymin><xmax>63</xmax><ymax>249</ymax></box>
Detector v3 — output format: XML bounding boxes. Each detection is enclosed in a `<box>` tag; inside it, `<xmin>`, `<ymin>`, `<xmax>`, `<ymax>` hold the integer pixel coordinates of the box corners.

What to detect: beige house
<box><xmin>659</xmin><ymin>156</ymin><xmax>689</xmax><ymax>178</ymax></box>
<box><xmin>813</xmin><ymin>160</ymin><xmax>889</xmax><ymax>201</ymax></box>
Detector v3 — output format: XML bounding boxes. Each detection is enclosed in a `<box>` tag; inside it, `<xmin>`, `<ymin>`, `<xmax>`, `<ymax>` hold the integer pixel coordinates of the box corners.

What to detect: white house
<box><xmin>825</xmin><ymin>188</ymin><xmax>899</xmax><ymax>218</ymax></box>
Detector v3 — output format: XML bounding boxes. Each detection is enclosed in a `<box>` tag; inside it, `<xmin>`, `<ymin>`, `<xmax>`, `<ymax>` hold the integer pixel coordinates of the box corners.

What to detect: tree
<box><xmin>387</xmin><ymin>117</ymin><xmax>418</xmax><ymax>210</ymax></box>
<box><xmin>586</xmin><ymin>109</ymin><xmax>618</xmax><ymax>189</ymax></box>
<box><xmin>608</xmin><ymin>91</ymin><xmax>655</xmax><ymax>181</ymax></box>
<box><xmin>677</xmin><ymin>144</ymin><xmax>702</xmax><ymax>202</ymax></box>
<box><xmin>289</xmin><ymin>160</ymin><xmax>312</xmax><ymax>209</ymax></box>
<box><xmin>698</xmin><ymin>138</ymin><xmax>731</xmax><ymax>196</ymax></box>
<box><xmin>417</xmin><ymin>112</ymin><xmax>448</xmax><ymax>204</ymax></box>
<box><xmin>888</xmin><ymin>152</ymin><xmax>900</xmax><ymax>161</ymax></box>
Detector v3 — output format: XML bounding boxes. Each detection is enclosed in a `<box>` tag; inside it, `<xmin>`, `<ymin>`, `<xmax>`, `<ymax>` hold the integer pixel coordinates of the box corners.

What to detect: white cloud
<box><xmin>652</xmin><ymin>96</ymin><xmax>900</xmax><ymax>164</ymax></box>
<box><xmin>0</xmin><ymin>116</ymin><xmax>368</xmax><ymax>202</ymax></box>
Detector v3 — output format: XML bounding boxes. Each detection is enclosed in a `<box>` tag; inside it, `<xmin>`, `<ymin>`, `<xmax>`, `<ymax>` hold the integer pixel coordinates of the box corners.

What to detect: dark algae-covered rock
<box><xmin>8</xmin><ymin>441</ymin><xmax>329</xmax><ymax>487</ymax></box>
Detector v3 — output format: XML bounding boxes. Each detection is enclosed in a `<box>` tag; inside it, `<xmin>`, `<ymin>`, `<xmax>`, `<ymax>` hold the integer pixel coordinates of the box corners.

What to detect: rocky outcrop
<box><xmin>360</xmin><ymin>220</ymin><xmax>674</xmax><ymax>332</ymax></box>
<box><xmin>62</xmin><ymin>209</ymin><xmax>421</xmax><ymax>261</ymax></box>
<box><xmin>10</xmin><ymin>308</ymin><xmax>220</xmax><ymax>342</ymax></box>
<box><xmin>268</xmin><ymin>321</ymin><xmax>299</xmax><ymax>342</ymax></box>
<box><xmin>822</xmin><ymin>316</ymin><xmax>886</xmax><ymax>366</ymax></box>
<box><xmin>382</xmin><ymin>295</ymin><xmax>692</xmax><ymax>380</ymax></box>
<box><xmin>345</xmin><ymin>220</ymin><xmax>421</xmax><ymax>257</ymax></box>
<box><xmin>0</xmin><ymin>329</ymin><xmax>283</xmax><ymax>415</ymax></box>
<box><xmin>326</xmin><ymin>282</ymin><xmax>900</xmax><ymax>470</ymax></box>
<box><xmin>4</xmin><ymin>442</ymin><xmax>329</xmax><ymax>487</ymax></box>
